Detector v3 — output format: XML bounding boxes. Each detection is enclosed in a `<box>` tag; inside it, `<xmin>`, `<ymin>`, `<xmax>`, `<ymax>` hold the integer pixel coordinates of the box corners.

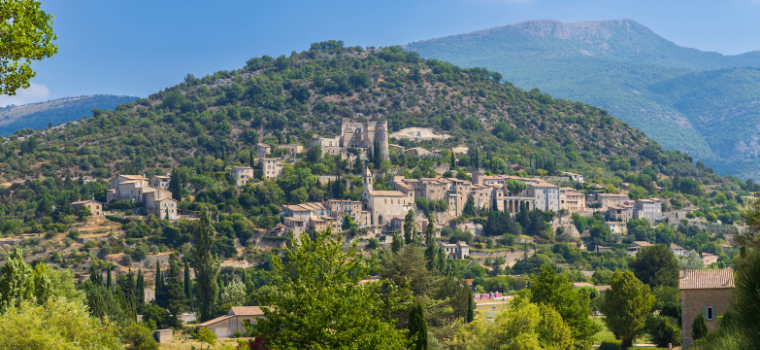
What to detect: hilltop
<box><xmin>406</xmin><ymin>19</ymin><xmax>760</xmax><ymax>179</ymax></box>
<box><xmin>0</xmin><ymin>94</ymin><xmax>139</xmax><ymax>136</ymax></box>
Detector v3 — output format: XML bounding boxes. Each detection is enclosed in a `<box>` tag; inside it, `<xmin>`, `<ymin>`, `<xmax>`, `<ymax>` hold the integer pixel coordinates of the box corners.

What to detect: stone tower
<box><xmin>473</xmin><ymin>167</ymin><xmax>485</xmax><ymax>186</ymax></box>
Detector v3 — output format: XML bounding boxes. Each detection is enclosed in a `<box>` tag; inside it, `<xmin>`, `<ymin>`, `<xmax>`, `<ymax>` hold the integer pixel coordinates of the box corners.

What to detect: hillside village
<box><xmin>0</xmin><ymin>39</ymin><xmax>756</xmax><ymax>350</ymax></box>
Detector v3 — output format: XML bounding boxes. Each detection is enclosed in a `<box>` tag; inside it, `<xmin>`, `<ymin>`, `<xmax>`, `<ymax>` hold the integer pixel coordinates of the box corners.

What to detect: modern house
<box><xmin>196</xmin><ymin>306</ymin><xmax>267</xmax><ymax>338</ymax></box>
<box><xmin>680</xmin><ymin>268</ymin><xmax>734</xmax><ymax>349</ymax></box>
<box><xmin>442</xmin><ymin>241</ymin><xmax>469</xmax><ymax>259</ymax></box>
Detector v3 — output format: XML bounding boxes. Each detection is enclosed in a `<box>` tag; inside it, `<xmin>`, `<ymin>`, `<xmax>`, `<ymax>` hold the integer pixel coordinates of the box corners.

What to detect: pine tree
<box><xmin>408</xmin><ymin>301</ymin><xmax>429</xmax><ymax>350</ymax></box>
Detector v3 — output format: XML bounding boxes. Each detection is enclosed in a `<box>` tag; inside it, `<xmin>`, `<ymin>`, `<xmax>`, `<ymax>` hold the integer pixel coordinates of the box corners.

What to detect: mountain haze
<box><xmin>0</xmin><ymin>95</ymin><xmax>139</xmax><ymax>136</ymax></box>
<box><xmin>406</xmin><ymin>19</ymin><xmax>760</xmax><ymax>179</ymax></box>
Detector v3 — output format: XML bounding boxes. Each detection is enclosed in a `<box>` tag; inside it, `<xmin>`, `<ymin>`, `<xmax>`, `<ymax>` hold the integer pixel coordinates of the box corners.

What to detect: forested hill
<box><xmin>0</xmin><ymin>95</ymin><xmax>139</xmax><ymax>136</ymax></box>
<box><xmin>405</xmin><ymin>19</ymin><xmax>760</xmax><ymax>180</ymax></box>
<box><xmin>0</xmin><ymin>43</ymin><xmax>706</xmax><ymax>186</ymax></box>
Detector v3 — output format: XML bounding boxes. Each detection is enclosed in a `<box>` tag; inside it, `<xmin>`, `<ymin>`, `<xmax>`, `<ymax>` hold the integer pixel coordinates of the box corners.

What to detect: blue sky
<box><xmin>3</xmin><ymin>0</ymin><xmax>760</xmax><ymax>106</ymax></box>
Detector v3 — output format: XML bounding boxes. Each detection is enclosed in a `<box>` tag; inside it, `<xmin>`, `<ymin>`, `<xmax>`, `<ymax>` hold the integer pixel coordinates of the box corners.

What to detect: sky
<box><xmin>3</xmin><ymin>0</ymin><xmax>760</xmax><ymax>107</ymax></box>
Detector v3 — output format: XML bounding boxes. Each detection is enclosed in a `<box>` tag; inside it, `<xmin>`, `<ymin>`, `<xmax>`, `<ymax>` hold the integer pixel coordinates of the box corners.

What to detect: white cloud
<box><xmin>0</xmin><ymin>83</ymin><xmax>51</xmax><ymax>107</ymax></box>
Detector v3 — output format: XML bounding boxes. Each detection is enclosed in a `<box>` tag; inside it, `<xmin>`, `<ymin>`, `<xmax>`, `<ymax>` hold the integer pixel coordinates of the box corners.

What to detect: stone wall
<box><xmin>681</xmin><ymin>288</ymin><xmax>734</xmax><ymax>349</ymax></box>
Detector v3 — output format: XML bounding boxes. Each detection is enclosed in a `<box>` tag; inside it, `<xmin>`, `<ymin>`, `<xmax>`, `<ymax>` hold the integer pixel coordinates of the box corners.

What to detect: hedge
<box><xmin>598</xmin><ymin>340</ymin><xmax>621</xmax><ymax>350</ymax></box>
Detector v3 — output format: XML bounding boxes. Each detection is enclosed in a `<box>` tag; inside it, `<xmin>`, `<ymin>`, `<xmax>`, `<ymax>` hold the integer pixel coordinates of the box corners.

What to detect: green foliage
<box><xmin>629</xmin><ymin>244</ymin><xmax>680</xmax><ymax>288</ymax></box>
<box><xmin>599</xmin><ymin>270</ymin><xmax>657</xmax><ymax>348</ymax></box>
<box><xmin>122</xmin><ymin>322</ymin><xmax>160</xmax><ymax>350</ymax></box>
<box><xmin>246</xmin><ymin>228</ymin><xmax>409</xmax><ymax>349</ymax></box>
<box><xmin>598</xmin><ymin>340</ymin><xmax>622</xmax><ymax>350</ymax></box>
<box><xmin>195</xmin><ymin>327</ymin><xmax>218</xmax><ymax>350</ymax></box>
<box><xmin>408</xmin><ymin>301</ymin><xmax>429</xmax><ymax>350</ymax></box>
<box><xmin>530</xmin><ymin>265</ymin><xmax>600</xmax><ymax>349</ymax></box>
<box><xmin>0</xmin><ymin>0</ymin><xmax>59</xmax><ymax>95</ymax></box>
<box><xmin>692</xmin><ymin>313</ymin><xmax>709</xmax><ymax>341</ymax></box>
<box><xmin>645</xmin><ymin>315</ymin><xmax>681</xmax><ymax>347</ymax></box>
<box><xmin>194</xmin><ymin>207</ymin><xmax>220</xmax><ymax>322</ymax></box>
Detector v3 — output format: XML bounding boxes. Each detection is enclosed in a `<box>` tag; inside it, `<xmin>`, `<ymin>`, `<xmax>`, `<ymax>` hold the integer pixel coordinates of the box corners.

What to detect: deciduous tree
<box><xmin>600</xmin><ymin>270</ymin><xmax>656</xmax><ymax>348</ymax></box>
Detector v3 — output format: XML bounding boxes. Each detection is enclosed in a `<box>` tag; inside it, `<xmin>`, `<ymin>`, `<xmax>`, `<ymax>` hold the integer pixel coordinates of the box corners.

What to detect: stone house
<box><xmin>594</xmin><ymin>193</ymin><xmax>629</xmax><ymax>211</ymax></box>
<box><xmin>606</xmin><ymin>203</ymin><xmax>634</xmax><ymax>223</ymax></box>
<box><xmin>197</xmin><ymin>306</ymin><xmax>267</xmax><ymax>337</ymax></box>
<box><xmin>561</xmin><ymin>171</ymin><xmax>584</xmax><ymax>183</ymax></box>
<box><xmin>604</xmin><ymin>221</ymin><xmax>627</xmax><ymax>235</ymax></box>
<box><xmin>231</xmin><ymin>166</ymin><xmax>254</xmax><ymax>187</ymax></box>
<box><xmin>528</xmin><ymin>181</ymin><xmax>560</xmax><ymax>212</ymax></box>
<box><xmin>150</xmin><ymin>175</ymin><xmax>170</xmax><ymax>191</ymax></box>
<box><xmin>144</xmin><ymin>190</ymin><xmax>178</xmax><ymax>220</ymax></box>
<box><xmin>626</xmin><ymin>241</ymin><xmax>653</xmax><ymax>256</ymax></box>
<box><xmin>361</xmin><ymin>168</ymin><xmax>414</xmax><ymax>226</ymax></box>
<box><xmin>255</xmin><ymin>143</ymin><xmax>271</xmax><ymax>159</ymax></box>
<box><xmin>71</xmin><ymin>200</ymin><xmax>104</xmax><ymax>217</ymax></box>
<box><xmin>106</xmin><ymin>175</ymin><xmax>150</xmax><ymax>203</ymax></box>
<box><xmin>559</xmin><ymin>187</ymin><xmax>585</xmax><ymax>213</ymax></box>
<box><xmin>670</xmin><ymin>243</ymin><xmax>688</xmax><ymax>257</ymax></box>
<box><xmin>276</xmin><ymin>144</ymin><xmax>303</xmax><ymax>158</ymax></box>
<box><xmin>634</xmin><ymin>198</ymin><xmax>662</xmax><ymax>222</ymax></box>
<box><xmin>680</xmin><ymin>268</ymin><xmax>734</xmax><ymax>349</ymax></box>
<box><xmin>442</xmin><ymin>241</ymin><xmax>469</xmax><ymax>259</ymax></box>
<box><xmin>260</xmin><ymin>158</ymin><xmax>284</xmax><ymax>180</ymax></box>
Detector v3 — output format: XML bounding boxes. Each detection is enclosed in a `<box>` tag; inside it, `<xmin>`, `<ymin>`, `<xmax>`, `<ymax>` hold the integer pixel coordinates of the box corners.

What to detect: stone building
<box><xmin>633</xmin><ymin>198</ymin><xmax>662</xmax><ymax>222</ymax></box>
<box><xmin>276</xmin><ymin>144</ymin><xmax>303</xmax><ymax>158</ymax></box>
<box><xmin>71</xmin><ymin>200</ymin><xmax>104</xmax><ymax>217</ymax></box>
<box><xmin>260</xmin><ymin>158</ymin><xmax>284</xmax><ymax>180</ymax></box>
<box><xmin>442</xmin><ymin>241</ymin><xmax>469</xmax><ymax>259</ymax></box>
<box><xmin>150</xmin><ymin>175</ymin><xmax>171</xmax><ymax>191</ymax></box>
<box><xmin>255</xmin><ymin>143</ymin><xmax>271</xmax><ymax>159</ymax></box>
<box><xmin>361</xmin><ymin>167</ymin><xmax>414</xmax><ymax>226</ymax></box>
<box><xmin>197</xmin><ymin>306</ymin><xmax>267</xmax><ymax>337</ymax></box>
<box><xmin>593</xmin><ymin>193</ymin><xmax>629</xmax><ymax>211</ymax></box>
<box><xmin>107</xmin><ymin>175</ymin><xmax>151</xmax><ymax>203</ymax></box>
<box><xmin>231</xmin><ymin>166</ymin><xmax>254</xmax><ymax>187</ymax></box>
<box><xmin>559</xmin><ymin>187</ymin><xmax>585</xmax><ymax>213</ymax></box>
<box><xmin>606</xmin><ymin>203</ymin><xmax>634</xmax><ymax>223</ymax></box>
<box><xmin>340</xmin><ymin>120</ymin><xmax>389</xmax><ymax>161</ymax></box>
<box><xmin>144</xmin><ymin>190</ymin><xmax>178</xmax><ymax>220</ymax></box>
<box><xmin>680</xmin><ymin>268</ymin><xmax>734</xmax><ymax>349</ymax></box>
<box><xmin>529</xmin><ymin>181</ymin><xmax>560</xmax><ymax>212</ymax></box>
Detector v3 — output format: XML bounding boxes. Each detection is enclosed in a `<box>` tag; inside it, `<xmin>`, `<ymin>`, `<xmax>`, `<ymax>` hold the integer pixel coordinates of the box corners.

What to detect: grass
<box><xmin>593</xmin><ymin>317</ymin><xmax>616</xmax><ymax>344</ymax></box>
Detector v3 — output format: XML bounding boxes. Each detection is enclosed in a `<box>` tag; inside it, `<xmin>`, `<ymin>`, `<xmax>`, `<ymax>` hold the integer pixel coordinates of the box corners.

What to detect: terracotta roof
<box><xmin>229</xmin><ymin>306</ymin><xmax>266</xmax><ymax>316</ymax></box>
<box><xmin>71</xmin><ymin>200</ymin><xmax>99</xmax><ymax>205</ymax></box>
<box><xmin>670</xmin><ymin>243</ymin><xmax>685</xmax><ymax>250</ymax></box>
<box><xmin>197</xmin><ymin>315</ymin><xmax>234</xmax><ymax>327</ymax></box>
<box><xmin>370</xmin><ymin>190</ymin><xmax>406</xmax><ymax>197</ymax></box>
<box><xmin>679</xmin><ymin>268</ymin><xmax>734</xmax><ymax>290</ymax></box>
<box><xmin>256</xmin><ymin>143</ymin><xmax>271</xmax><ymax>148</ymax></box>
<box><xmin>632</xmin><ymin>241</ymin><xmax>653</xmax><ymax>247</ymax></box>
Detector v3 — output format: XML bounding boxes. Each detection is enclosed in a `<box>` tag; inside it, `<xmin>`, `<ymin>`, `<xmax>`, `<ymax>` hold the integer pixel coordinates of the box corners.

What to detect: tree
<box><xmin>0</xmin><ymin>247</ymin><xmax>35</xmax><ymax>312</ymax></box>
<box><xmin>169</xmin><ymin>168</ymin><xmax>182</xmax><ymax>201</ymax></box>
<box><xmin>184</xmin><ymin>261</ymin><xmax>191</xmax><ymax>302</ymax></box>
<box><xmin>530</xmin><ymin>265</ymin><xmax>600</xmax><ymax>349</ymax></box>
<box><xmin>196</xmin><ymin>327</ymin><xmax>218</xmax><ymax>350</ymax></box>
<box><xmin>629</xmin><ymin>244</ymin><xmax>680</xmax><ymax>288</ymax></box>
<box><xmin>154</xmin><ymin>261</ymin><xmax>163</xmax><ymax>303</ymax></box>
<box><xmin>0</xmin><ymin>297</ymin><xmax>120</xmax><ymax>349</ymax></box>
<box><xmin>77</xmin><ymin>205</ymin><xmax>91</xmax><ymax>220</ymax></box>
<box><xmin>600</xmin><ymin>270</ymin><xmax>656</xmax><ymax>348</ymax></box>
<box><xmin>424</xmin><ymin>213</ymin><xmax>437</xmax><ymax>270</ymax></box>
<box><xmin>0</xmin><ymin>0</ymin><xmax>59</xmax><ymax>96</ymax></box>
<box><xmin>246</xmin><ymin>228</ymin><xmax>408</xmax><ymax>349</ymax></box>
<box><xmin>408</xmin><ymin>301</ymin><xmax>428</xmax><ymax>350</ymax></box>
<box><xmin>692</xmin><ymin>313</ymin><xmax>708</xmax><ymax>341</ymax></box>
<box><xmin>194</xmin><ymin>207</ymin><xmax>220</xmax><ymax>322</ymax></box>
<box><xmin>220</xmin><ymin>280</ymin><xmax>246</xmax><ymax>307</ymax></box>
<box><xmin>450</xmin><ymin>151</ymin><xmax>456</xmax><ymax>168</ymax></box>
<box><xmin>681</xmin><ymin>250</ymin><xmax>704</xmax><ymax>269</ymax></box>
<box><xmin>86</xmin><ymin>284</ymin><xmax>123</xmax><ymax>322</ymax></box>
<box><xmin>466</xmin><ymin>288</ymin><xmax>475</xmax><ymax>323</ymax></box>
<box><xmin>161</xmin><ymin>255</ymin><xmax>186</xmax><ymax>321</ymax></box>
<box><xmin>462</xmin><ymin>199</ymin><xmax>476</xmax><ymax>217</ymax></box>
<box><xmin>391</xmin><ymin>231</ymin><xmax>402</xmax><ymax>253</ymax></box>
<box><xmin>136</xmin><ymin>269</ymin><xmax>145</xmax><ymax>310</ymax></box>
<box><xmin>731</xmin><ymin>250</ymin><xmax>760</xmax><ymax>345</ymax></box>
<box><xmin>404</xmin><ymin>209</ymin><xmax>416</xmax><ymax>245</ymax></box>
<box><xmin>122</xmin><ymin>323</ymin><xmax>160</xmax><ymax>350</ymax></box>
<box><xmin>645</xmin><ymin>315</ymin><xmax>681</xmax><ymax>348</ymax></box>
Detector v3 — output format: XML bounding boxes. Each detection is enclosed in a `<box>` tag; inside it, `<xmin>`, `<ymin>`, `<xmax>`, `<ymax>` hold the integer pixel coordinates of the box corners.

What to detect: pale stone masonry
<box><xmin>594</xmin><ymin>193</ymin><xmax>629</xmax><ymax>211</ymax></box>
<box><xmin>150</xmin><ymin>175</ymin><xmax>170</xmax><ymax>191</ymax></box>
<box><xmin>442</xmin><ymin>241</ymin><xmax>469</xmax><ymax>259</ymax></box>
<box><xmin>529</xmin><ymin>181</ymin><xmax>560</xmax><ymax>212</ymax></box>
<box><xmin>106</xmin><ymin>174</ymin><xmax>178</xmax><ymax>220</ymax></box>
<box><xmin>276</xmin><ymin>144</ymin><xmax>303</xmax><ymax>158</ymax></box>
<box><xmin>680</xmin><ymin>268</ymin><xmax>734</xmax><ymax>349</ymax></box>
<box><xmin>197</xmin><ymin>306</ymin><xmax>267</xmax><ymax>338</ymax></box>
<box><xmin>231</xmin><ymin>166</ymin><xmax>254</xmax><ymax>187</ymax></box>
<box><xmin>71</xmin><ymin>200</ymin><xmax>104</xmax><ymax>217</ymax></box>
<box><xmin>255</xmin><ymin>143</ymin><xmax>271</xmax><ymax>158</ymax></box>
<box><xmin>362</xmin><ymin>167</ymin><xmax>414</xmax><ymax>227</ymax></box>
<box><xmin>560</xmin><ymin>187</ymin><xmax>585</xmax><ymax>213</ymax></box>
<box><xmin>633</xmin><ymin>198</ymin><xmax>662</xmax><ymax>222</ymax></box>
<box><xmin>260</xmin><ymin>158</ymin><xmax>284</xmax><ymax>180</ymax></box>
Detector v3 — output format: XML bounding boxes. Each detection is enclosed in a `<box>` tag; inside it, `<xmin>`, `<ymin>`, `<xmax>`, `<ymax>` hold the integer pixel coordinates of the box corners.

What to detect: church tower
<box><xmin>362</xmin><ymin>166</ymin><xmax>373</xmax><ymax>200</ymax></box>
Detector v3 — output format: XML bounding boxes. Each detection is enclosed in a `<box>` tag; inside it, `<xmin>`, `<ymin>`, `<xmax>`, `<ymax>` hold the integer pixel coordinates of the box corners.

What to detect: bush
<box><xmin>67</xmin><ymin>229</ymin><xmax>81</xmax><ymax>239</ymax></box>
<box><xmin>645</xmin><ymin>315</ymin><xmax>681</xmax><ymax>347</ymax></box>
<box><xmin>122</xmin><ymin>255</ymin><xmax>133</xmax><ymax>266</ymax></box>
<box><xmin>598</xmin><ymin>340</ymin><xmax>621</xmax><ymax>350</ymax></box>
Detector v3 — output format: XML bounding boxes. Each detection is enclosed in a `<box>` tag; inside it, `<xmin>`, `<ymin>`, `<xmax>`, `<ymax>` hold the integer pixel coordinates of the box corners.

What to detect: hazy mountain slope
<box><xmin>0</xmin><ymin>95</ymin><xmax>138</xmax><ymax>136</ymax></box>
<box><xmin>405</xmin><ymin>19</ymin><xmax>760</xmax><ymax>179</ymax></box>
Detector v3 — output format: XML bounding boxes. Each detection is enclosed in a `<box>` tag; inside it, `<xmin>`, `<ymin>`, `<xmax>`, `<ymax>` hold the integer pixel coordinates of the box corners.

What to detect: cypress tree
<box><xmin>194</xmin><ymin>207</ymin><xmax>220</xmax><ymax>322</ymax></box>
<box><xmin>466</xmin><ymin>289</ymin><xmax>475</xmax><ymax>323</ymax></box>
<box><xmin>250</xmin><ymin>148</ymin><xmax>255</xmax><ymax>167</ymax></box>
<box><xmin>450</xmin><ymin>150</ymin><xmax>456</xmax><ymax>168</ymax></box>
<box><xmin>155</xmin><ymin>261</ymin><xmax>162</xmax><ymax>303</ymax></box>
<box><xmin>106</xmin><ymin>269</ymin><xmax>112</xmax><ymax>289</ymax></box>
<box><xmin>373</xmin><ymin>140</ymin><xmax>382</xmax><ymax>166</ymax></box>
<box><xmin>408</xmin><ymin>301</ymin><xmax>429</xmax><ymax>350</ymax></box>
<box><xmin>692</xmin><ymin>313</ymin><xmax>708</xmax><ymax>341</ymax></box>
<box><xmin>184</xmin><ymin>261</ymin><xmax>191</xmax><ymax>301</ymax></box>
<box><xmin>136</xmin><ymin>269</ymin><xmax>145</xmax><ymax>308</ymax></box>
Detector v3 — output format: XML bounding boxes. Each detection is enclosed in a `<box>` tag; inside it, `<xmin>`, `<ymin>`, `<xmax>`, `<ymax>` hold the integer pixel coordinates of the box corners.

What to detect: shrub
<box><xmin>645</xmin><ymin>315</ymin><xmax>681</xmax><ymax>347</ymax></box>
<box><xmin>598</xmin><ymin>340</ymin><xmax>621</xmax><ymax>350</ymax></box>
<box><xmin>67</xmin><ymin>229</ymin><xmax>81</xmax><ymax>239</ymax></box>
<box><xmin>234</xmin><ymin>330</ymin><xmax>242</xmax><ymax>338</ymax></box>
<box><xmin>122</xmin><ymin>255</ymin><xmax>133</xmax><ymax>266</ymax></box>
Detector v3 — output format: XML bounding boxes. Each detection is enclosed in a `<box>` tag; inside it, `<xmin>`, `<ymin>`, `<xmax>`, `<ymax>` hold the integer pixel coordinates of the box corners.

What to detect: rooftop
<box><xmin>679</xmin><ymin>268</ymin><xmax>734</xmax><ymax>290</ymax></box>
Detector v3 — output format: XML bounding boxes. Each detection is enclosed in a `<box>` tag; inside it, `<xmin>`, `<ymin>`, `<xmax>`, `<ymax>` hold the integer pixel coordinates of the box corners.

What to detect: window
<box><xmin>705</xmin><ymin>306</ymin><xmax>715</xmax><ymax>320</ymax></box>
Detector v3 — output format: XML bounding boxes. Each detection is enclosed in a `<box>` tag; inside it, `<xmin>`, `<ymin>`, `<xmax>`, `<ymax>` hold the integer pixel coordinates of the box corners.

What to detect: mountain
<box><xmin>405</xmin><ymin>19</ymin><xmax>760</xmax><ymax>179</ymax></box>
<box><xmin>0</xmin><ymin>95</ymin><xmax>139</xmax><ymax>136</ymax></box>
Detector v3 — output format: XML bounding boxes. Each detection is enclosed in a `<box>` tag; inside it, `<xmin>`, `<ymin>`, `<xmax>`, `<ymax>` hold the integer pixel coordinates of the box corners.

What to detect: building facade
<box><xmin>680</xmin><ymin>268</ymin><xmax>734</xmax><ymax>349</ymax></box>
<box><xmin>260</xmin><ymin>158</ymin><xmax>284</xmax><ymax>180</ymax></box>
<box><xmin>71</xmin><ymin>200</ymin><xmax>104</xmax><ymax>217</ymax></box>
<box><xmin>231</xmin><ymin>166</ymin><xmax>254</xmax><ymax>187</ymax></box>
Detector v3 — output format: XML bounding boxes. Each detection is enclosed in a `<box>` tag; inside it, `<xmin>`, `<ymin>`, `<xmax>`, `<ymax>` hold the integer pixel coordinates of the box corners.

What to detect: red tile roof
<box><xmin>679</xmin><ymin>268</ymin><xmax>734</xmax><ymax>290</ymax></box>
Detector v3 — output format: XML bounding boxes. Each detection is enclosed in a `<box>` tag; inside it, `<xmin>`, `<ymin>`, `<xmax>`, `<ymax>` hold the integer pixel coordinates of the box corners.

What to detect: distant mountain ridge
<box><xmin>0</xmin><ymin>95</ymin><xmax>139</xmax><ymax>136</ymax></box>
<box><xmin>406</xmin><ymin>19</ymin><xmax>760</xmax><ymax>179</ymax></box>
